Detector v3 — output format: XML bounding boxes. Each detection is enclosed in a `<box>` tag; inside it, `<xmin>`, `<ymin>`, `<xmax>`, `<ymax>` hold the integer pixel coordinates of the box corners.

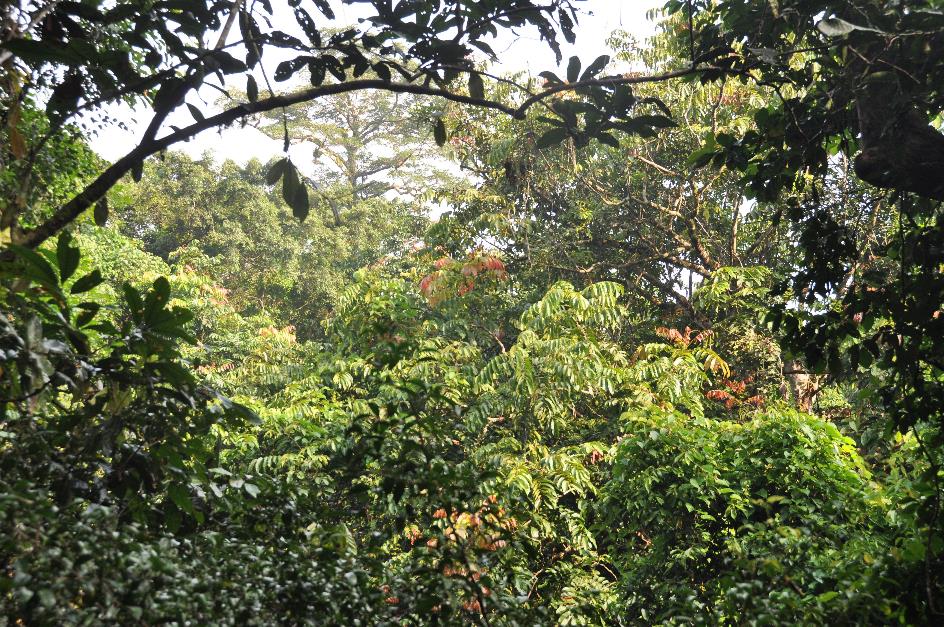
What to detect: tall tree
<box><xmin>115</xmin><ymin>152</ymin><xmax>425</xmax><ymax>337</ymax></box>
<box><xmin>1</xmin><ymin>0</ymin><xmax>737</xmax><ymax>251</ymax></box>
<box><xmin>259</xmin><ymin>83</ymin><xmax>446</xmax><ymax>225</ymax></box>
<box><xmin>0</xmin><ymin>0</ymin><xmax>597</xmax><ymax>246</ymax></box>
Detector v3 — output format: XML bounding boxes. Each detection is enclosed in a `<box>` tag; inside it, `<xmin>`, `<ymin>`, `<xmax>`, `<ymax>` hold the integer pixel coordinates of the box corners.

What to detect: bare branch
<box><xmin>214</xmin><ymin>0</ymin><xmax>244</xmax><ymax>50</ymax></box>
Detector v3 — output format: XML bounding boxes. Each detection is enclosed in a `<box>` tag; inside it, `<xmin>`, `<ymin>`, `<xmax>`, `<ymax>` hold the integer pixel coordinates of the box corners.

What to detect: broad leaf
<box><xmin>433</xmin><ymin>118</ymin><xmax>447</xmax><ymax>147</ymax></box>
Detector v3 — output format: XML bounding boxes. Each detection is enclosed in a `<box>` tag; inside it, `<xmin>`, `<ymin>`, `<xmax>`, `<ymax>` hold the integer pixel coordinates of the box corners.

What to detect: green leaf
<box><xmin>433</xmin><ymin>117</ymin><xmax>447</xmax><ymax>147</ymax></box>
<box><xmin>902</xmin><ymin>537</ymin><xmax>927</xmax><ymax>562</ymax></box>
<box><xmin>75</xmin><ymin>302</ymin><xmax>100</xmax><ymax>327</ymax></box>
<box><xmin>122</xmin><ymin>283</ymin><xmax>144</xmax><ymax>318</ymax></box>
<box><xmin>37</xmin><ymin>589</ymin><xmax>56</xmax><ymax>608</ymax></box>
<box><xmin>266</xmin><ymin>157</ymin><xmax>287</xmax><ymax>185</ymax></box>
<box><xmin>70</xmin><ymin>269</ymin><xmax>104</xmax><ymax>294</ymax></box>
<box><xmin>56</xmin><ymin>233</ymin><xmax>80</xmax><ymax>282</ymax></box>
<box><xmin>10</xmin><ymin>245</ymin><xmax>59</xmax><ymax>287</ymax></box>
<box><xmin>226</xmin><ymin>400</ymin><xmax>261</xmax><ymax>425</ymax></box>
<box><xmin>1</xmin><ymin>39</ymin><xmax>90</xmax><ymax>65</ymax></box>
<box><xmin>168</xmin><ymin>484</ymin><xmax>194</xmax><ymax>516</ymax></box>
<box><xmin>147</xmin><ymin>276</ymin><xmax>171</xmax><ymax>315</ymax></box>
<box><xmin>688</xmin><ymin>143</ymin><xmax>719</xmax><ymax>168</ymax></box>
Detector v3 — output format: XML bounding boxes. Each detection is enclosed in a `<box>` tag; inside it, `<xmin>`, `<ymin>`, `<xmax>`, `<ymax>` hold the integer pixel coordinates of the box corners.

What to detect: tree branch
<box><xmin>214</xmin><ymin>0</ymin><xmax>244</xmax><ymax>50</ymax></box>
<box><xmin>17</xmin><ymin>79</ymin><xmax>517</xmax><ymax>248</ymax></box>
<box><xmin>18</xmin><ymin>65</ymin><xmax>721</xmax><ymax>249</ymax></box>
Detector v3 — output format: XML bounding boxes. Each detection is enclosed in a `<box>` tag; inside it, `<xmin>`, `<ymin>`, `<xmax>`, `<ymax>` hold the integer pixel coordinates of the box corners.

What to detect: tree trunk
<box><xmin>781</xmin><ymin>360</ymin><xmax>819</xmax><ymax>412</ymax></box>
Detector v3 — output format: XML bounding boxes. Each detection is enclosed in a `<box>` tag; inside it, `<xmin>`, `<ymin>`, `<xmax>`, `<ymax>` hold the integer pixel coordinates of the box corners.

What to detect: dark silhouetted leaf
<box><xmin>275</xmin><ymin>57</ymin><xmax>308</xmax><ymax>81</ymax></box>
<box><xmin>558</xmin><ymin>8</ymin><xmax>576</xmax><ymax>44</ymax></box>
<box><xmin>94</xmin><ymin>197</ymin><xmax>108</xmax><ymax>226</ymax></box>
<box><xmin>56</xmin><ymin>233</ymin><xmax>80</xmax><ymax>282</ymax></box>
<box><xmin>433</xmin><ymin>118</ymin><xmax>447</xmax><ymax>147</ymax></box>
<box><xmin>539</xmin><ymin>71</ymin><xmax>563</xmax><ymax>85</ymax></box>
<box><xmin>633</xmin><ymin>114</ymin><xmax>677</xmax><ymax>129</ymax></box>
<box><xmin>536</xmin><ymin>127</ymin><xmax>569</xmax><ymax>149</ymax></box>
<box><xmin>281</xmin><ymin>161</ymin><xmax>310</xmax><ymax>221</ymax></box>
<box><xmin>468</xmin><ymin>72</ymin><xmax>485</xmax><ymax>99</ymax></box>
<box><xmin>596</xmin><ymin>132</ymin><xmax>619</xmax><ymax>148</ymax></box>
<box><xmin>186</xmin><ymin>103</ymin><xmax>205</xmax><ymax>122</ymax></box>
<box><xmin>373</xmin><ymin>62</ymin><xmax>391</xmax><ymax>82</ymax></box>
<box><xmin>566</xmin><ymin>56</ymin><xmax>581</xmax><ymax>83</ymax></box>
<box><xmin>75</xmin><ymin>302</ymin><xmax>100</xmax><ymax>328</ymax></box>
<box><xmin>581</xmin><ymin>55</ymin><xmax>610</xmax><ymax>81</ymax></box>
<box><xmin>246</xmin><ymin>75</ymin><xmax>258</xmax><ymax>102</ymax></box>
<box><xmin>266</xmin><ymin>158</ymin><xmax>287</xmax><ymax>185</ymax></box>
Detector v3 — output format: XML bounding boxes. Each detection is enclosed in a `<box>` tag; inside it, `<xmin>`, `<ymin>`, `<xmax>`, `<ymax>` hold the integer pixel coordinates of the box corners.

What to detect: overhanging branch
<box><xmin>18</xmin><ymin>65</ymin><xmax>714</xmax><ymax>249</ymax></box>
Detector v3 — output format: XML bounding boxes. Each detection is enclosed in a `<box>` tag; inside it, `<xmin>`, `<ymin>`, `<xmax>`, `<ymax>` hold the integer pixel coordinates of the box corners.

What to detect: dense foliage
<box><xmin>2</xmin><ymin>0</ymin><xmax>944</xmax><ymax>624</ymax></box>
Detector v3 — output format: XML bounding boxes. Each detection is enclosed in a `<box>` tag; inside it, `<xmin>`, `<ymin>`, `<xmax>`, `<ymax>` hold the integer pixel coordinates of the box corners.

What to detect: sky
<box><xmin>91</xmin><ymin>0</ymin><xmax>664</xmax><ymax>165</ymax></box>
